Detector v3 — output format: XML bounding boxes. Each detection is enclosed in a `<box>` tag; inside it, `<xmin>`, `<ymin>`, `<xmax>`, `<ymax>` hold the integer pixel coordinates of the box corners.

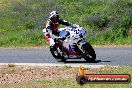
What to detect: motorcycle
<box><xmin>43</xmin><ymin>24</ymin><xmax>96</xmax><ymax>62</ymax></box>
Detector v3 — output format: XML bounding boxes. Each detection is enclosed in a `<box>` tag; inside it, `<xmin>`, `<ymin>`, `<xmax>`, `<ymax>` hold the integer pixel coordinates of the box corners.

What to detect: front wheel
<box><xmin>50</xmin><ymin>46</ymin><xmax>66</xmax><ymax>62</ymax></box>
<box><xmin>82</xmin><ymin>43</ymin><xmax>96</xmax><ymax>62</ymax></box>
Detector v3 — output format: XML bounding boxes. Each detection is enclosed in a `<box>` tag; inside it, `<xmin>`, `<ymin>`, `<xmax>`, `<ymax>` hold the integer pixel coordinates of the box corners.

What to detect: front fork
<box><xmin>77</xmin><ymin>39</ymin><xmax>87</xmax><ymax>53</ymax></box>
<box><xmin>73</xmin><ymin>39</ymin><xmax>86</xmax><ymax>56</ymax></box>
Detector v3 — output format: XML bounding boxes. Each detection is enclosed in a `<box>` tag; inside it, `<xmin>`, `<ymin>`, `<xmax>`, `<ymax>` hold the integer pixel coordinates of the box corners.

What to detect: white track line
<box><xmin>0</xmin><ymin>63</ymin><xmax>105</xmax><ymax>68</ymax></box>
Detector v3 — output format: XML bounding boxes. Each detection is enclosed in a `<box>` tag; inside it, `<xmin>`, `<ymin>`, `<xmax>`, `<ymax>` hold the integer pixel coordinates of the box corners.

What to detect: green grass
<box><xmin>0</xmin><ymin>66</ymin><xmax>132</xmax><ymax>88</ymax></box>
<box><xmin>0</xmin><ymin>79</ymin><xmax>131</xmax><ymax>88</ymax></box>
<box><xmin>0</xmin><ymin>0</ymin><xmax>132</xmax><ymax>47</ymax></box>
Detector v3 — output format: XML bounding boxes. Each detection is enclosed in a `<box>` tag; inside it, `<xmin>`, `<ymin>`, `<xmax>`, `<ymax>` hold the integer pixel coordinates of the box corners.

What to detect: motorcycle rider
<box><xmin>43</xmin><ymin>11</ymin><xmax>83</xmax><ymax>56</ymax></box>
<box><xmin>44</xmin><ymin>11</ymin><xmax>71</xmax><ymax>48</ymax></box>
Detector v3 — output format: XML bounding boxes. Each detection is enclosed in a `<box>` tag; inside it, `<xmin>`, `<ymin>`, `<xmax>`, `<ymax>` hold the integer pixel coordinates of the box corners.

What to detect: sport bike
<box><xmin>44</xmin><ymin>24</ymin><xmax>96</xmax><ymax>62</ymax></box>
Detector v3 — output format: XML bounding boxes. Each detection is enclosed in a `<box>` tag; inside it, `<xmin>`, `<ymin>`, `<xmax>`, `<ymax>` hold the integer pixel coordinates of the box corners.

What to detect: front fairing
<box><xmin>59</xmin><ymin>30</ymin><xmax>69</xmax><ymax>38</ymax></box>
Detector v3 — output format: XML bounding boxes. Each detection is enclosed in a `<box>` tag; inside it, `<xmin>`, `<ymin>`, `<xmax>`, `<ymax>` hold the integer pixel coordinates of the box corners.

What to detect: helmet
<box><xmin>49</xmin><ymin>11</ymin><xmax>59</xmax><ymax>19</ymax></box>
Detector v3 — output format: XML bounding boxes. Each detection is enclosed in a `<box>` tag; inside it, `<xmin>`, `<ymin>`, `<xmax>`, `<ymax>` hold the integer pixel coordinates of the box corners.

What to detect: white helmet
<box><xmin>49</xmin><ymin>11</ymin><xmax>59</xmax><ymax>19</ymax></box>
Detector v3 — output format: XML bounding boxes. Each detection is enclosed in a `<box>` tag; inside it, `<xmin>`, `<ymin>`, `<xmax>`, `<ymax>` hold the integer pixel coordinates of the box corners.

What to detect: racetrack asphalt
<box><xmin>0</xmin><ymin>47</ymin><xmax>132</xmax><ymax>66</ymax></box>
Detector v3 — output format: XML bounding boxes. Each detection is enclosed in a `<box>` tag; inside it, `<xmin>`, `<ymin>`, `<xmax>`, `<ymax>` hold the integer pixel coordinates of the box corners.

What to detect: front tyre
<box><xmin>82</xmin><ymin>43</ymin><xmax>96</xmax><ymax>62</ymax></box>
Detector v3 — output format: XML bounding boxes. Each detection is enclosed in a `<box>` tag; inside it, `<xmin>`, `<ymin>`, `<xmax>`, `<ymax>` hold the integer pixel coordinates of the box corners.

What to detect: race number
<box><xmin>74</xmin><ymin>28</ymin><xmax>79</xmax><ymax>34</ymax></box>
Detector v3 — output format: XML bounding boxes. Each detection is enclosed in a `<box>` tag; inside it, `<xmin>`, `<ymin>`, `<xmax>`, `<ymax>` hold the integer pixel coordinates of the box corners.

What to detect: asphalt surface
<box><xmin>0</xmin><ymin>47</ymin><xmax>132</xmax><ymax>66</ymax></box>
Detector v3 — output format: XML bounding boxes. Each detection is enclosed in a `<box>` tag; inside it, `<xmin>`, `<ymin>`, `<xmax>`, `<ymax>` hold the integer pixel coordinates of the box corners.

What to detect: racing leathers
<box><xmin>45</xmin><ymin>19</ymin><xmax>70</xmax><ymax>46</ymax></box>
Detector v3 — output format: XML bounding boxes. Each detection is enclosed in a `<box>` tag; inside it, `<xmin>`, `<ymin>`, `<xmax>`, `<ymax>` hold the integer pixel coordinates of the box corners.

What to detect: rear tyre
<box><xmin>50</xmin><ymin>46</ymin><xmax>66</xmax><ymax>62</ymax></box>
<box><xmin>82</xmin><ymin>43</ymin><xmax>96</xmax><ymax>62</ymax></box>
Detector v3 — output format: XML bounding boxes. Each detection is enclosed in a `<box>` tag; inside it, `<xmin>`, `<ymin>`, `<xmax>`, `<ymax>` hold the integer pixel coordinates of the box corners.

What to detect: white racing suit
<box><xmin>44</xmin><ymin>19</ymin><xmax>70</xmax><ymax>46</ymax></box>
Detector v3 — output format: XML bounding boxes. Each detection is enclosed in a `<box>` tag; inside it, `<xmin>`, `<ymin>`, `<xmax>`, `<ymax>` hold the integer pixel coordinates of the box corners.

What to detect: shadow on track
<box><xmin>64</xmin><ymin>60</ymin><xmax>111</xmax><ymax>63</ymax></box>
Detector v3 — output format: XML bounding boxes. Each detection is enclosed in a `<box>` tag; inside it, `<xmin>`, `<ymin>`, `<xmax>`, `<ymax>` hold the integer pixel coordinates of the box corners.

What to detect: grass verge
<box><xmin>0</xmin><ymin>0</ymin><xmax>132</xmax><ymax>47</ymax></box>
<box><xmin>0</xmin><ymin>65</ymin><xmax>131</xmax><ymax>88</ymax></box>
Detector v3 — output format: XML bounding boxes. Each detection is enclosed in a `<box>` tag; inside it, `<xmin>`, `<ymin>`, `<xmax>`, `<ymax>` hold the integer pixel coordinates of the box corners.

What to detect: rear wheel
<box><xmin>82</xmin><ymin>43</ymin><xmax>96</xmax><ymax>62</ymax></box>
<box><xmin>50</xmin><ymin>46</ymin><xmax>66</xmax><ymax>62</ymax></box>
